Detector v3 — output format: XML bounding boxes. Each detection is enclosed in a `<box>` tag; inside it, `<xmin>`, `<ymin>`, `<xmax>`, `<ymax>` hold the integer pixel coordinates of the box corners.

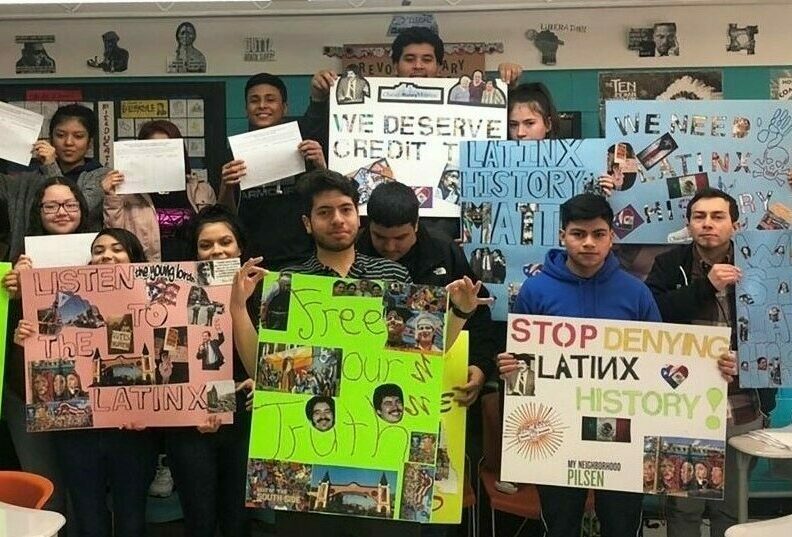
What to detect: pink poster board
<box><xmin>20</xmin><ymin>260</ymin><xmax>239</xmax><ymax>431</ymax></box>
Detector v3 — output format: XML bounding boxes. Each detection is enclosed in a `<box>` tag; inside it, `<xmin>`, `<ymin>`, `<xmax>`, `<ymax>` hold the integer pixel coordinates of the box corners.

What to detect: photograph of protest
<box><xmin>383</xmin><ymin>283</ymin><xmax>447</xmax><ymax>354</ymax></box>
<box><xmin>36</xmin><ymin>291</ymin><xmax>105</xmax><ymax>335</ymax></box>
<box><xmin>261</xmin><ymin>272</ymin><xmax>292</xmax><ymax>331</ymax></box>
<box><xmin>257</xmin><ymin>344</ymin><xmax>341</xmax><ymax>396</ymax></box>
<box><xmin>106</xmin><ymin>314</ymin><xmax>134</xmax><ymax>354</ymax></box>
<box><xmin>643</xmin><ymin>436</ymin><xmax>726</xmax><ymax>498</ymax></box>
<box><xmin>153</xmin><ymin>327</ymin><xmax>190</xmax><ymax>385</ymax></box>
<box><xmin>246</xmin><ymin>459</ymin><xmax>312</xmax><ymax>511</ymax></box>
<box><xmin>308</xmin><ymin>465</ymin><xmax>397</xmax><ymax>518</ymax></box>
<box><xmin>331</xmin><ymin>279</ymin><xmax>384</xmax><ymax>297</ymax></box>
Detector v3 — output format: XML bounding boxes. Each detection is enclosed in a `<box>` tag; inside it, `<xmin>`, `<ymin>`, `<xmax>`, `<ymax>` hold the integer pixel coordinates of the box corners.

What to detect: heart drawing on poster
<box><xmin>661</xmin><ymin>364</ymin><xmax>689</xmax><ymax>389</ymax></box>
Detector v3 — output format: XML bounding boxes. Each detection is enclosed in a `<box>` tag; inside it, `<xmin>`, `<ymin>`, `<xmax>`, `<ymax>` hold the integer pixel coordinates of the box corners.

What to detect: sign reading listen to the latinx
<box><xmin>605</xmin><ymin>100</ymin><xmax>792</xmax><ymax>243</ymax></box>
<box><xmin>504</xmin><ymin>315</ymin><xmax>728</xmax><ymax>497</ymax></box>
<box><xmin>20</xmin><ymin>260</ymin><xmax>239</xmax><ymax>431</ymax></box>
<box><xmin>460</xmin><ymin>140</ymin><xmax>607</xmax><ymax>320</ymax></box>
<box><xmin>0</xmin><ymin>263</ymin><xmax>10</xmax><ymax>416</ymax></box>
<box><xmin>329</xmin><ymin>76</ymin><xmax>507</xmax><ymax>217</ymax></box>
<box><xmin>735</xmin><ymin>230</ymin><xmax>792</xmax><ymax>388</ymax></box>
<box><xmin>245</xmin><ymin>273</ymin><xmax>467</xmax><ymax>524</ymax></box>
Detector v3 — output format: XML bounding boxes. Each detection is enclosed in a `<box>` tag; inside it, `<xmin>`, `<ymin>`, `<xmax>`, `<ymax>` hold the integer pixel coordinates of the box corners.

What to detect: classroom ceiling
<box><xmin>0</xmin><ymin>0</ymin><xmax>788</xmax><ymax>19</ymax></box>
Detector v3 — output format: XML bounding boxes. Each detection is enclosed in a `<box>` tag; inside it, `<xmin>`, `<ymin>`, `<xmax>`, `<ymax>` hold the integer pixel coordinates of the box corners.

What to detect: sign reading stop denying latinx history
<box><xmin>503</xmin><ymin>315</ymin><xmax>729</xmax><ymax>498</ymax></box>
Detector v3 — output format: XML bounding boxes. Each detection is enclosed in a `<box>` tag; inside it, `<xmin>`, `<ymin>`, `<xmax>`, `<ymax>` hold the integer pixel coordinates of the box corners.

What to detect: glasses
<box><xmin>40</xmin><ymin>200</ymin><xmax>80</xmax><ymax>214</ymax></box>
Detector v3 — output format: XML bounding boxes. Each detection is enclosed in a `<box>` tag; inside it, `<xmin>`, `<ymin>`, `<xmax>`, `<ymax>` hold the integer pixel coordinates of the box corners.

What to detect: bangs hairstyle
<box><xmin>49</xmin><ymin>104</ymin><xmax>98</xmax><ymax>141</ymax></box>
<box><xmin>92</xmin><ymin>228</ymin><xmax>147</xmax><ymax>263</ymax></box>
<box><xmin>508</xmin><ymin>82</ymin><xmax>560</xmax><ymax>139</ymax></box>
<box><xmin>188</xmin><ymin>205</ymin><xmax>248</xmax><ymax>260</ymax></box>
<box><xmin>390</xmin><ymin>26</ymin><xmax>444</xmax><ymax>65</ymax></box>
<box><xmin>27</xmin><ymin>177</ymin><xmax>93</xmax><ymax>237</ymax></box>
<box><xmin>137</xmin><ymin>119</ymin><xmax>191</xmax><ymax>174</ymax></box>
<box><xmin>367</xmin><ymin>181</ymin><xmax>419</xmax><ymax>227</ymax></box>
<box><xmin>559</xmin><ymin>193</ymin><xmax>614</xmax><ymax>229</ymax></box>
<box><xmin>685</xmin><ymin>188</ymin><xmax>739</xmax><ymax>222</ymax></box>
<box><xmin>297</xmin><ymin>169</ymin><xmax>360</xmax><ymax>217</ymax></box>
<box><xmin>245</xmin><ymin>72</ymin><xmax>288</xmax><ymax>103</ymax></box>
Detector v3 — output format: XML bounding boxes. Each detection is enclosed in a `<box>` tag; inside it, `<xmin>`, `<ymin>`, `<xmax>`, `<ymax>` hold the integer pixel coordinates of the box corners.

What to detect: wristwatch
<box><xmin>450</xmin><ymin>301</ymin><xmax>475</xmax><ymax>319</ymax></box>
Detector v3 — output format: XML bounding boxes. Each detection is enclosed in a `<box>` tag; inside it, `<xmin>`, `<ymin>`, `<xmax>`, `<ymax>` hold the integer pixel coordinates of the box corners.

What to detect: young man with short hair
<box><xmin>645</xmin><ymin>188</ymin><xmax>775</xmax><ymax>537</ymax></box>
<box><xmin>498</xmin><ymin>193</ymin><xmax>661</xmax><ymax>537</ymax></box>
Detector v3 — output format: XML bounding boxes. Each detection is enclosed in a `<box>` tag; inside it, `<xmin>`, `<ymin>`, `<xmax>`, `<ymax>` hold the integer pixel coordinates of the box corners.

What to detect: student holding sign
<box><xmin>12</xmin><ymin>228</ymin><xmax>157</xmax><ymax>537</ymax></box>
<box><xmin>103</xmin><ymin>119</ymin><xmax>216</xmax><ymax>262</ymax></box>
<box><xmin>497</xmin><ymin>194</ymin><xmax>661</xmax><ymax>537</ymax></box>
<box><xmin>506</xmin><ymin>82</ymin><xmax>560</xmax><ymax>141</ymax></box>
<box><xmin>645</xmin><ymin>188</ymin><xmax>775</xmax><ymax>537</ymax></box>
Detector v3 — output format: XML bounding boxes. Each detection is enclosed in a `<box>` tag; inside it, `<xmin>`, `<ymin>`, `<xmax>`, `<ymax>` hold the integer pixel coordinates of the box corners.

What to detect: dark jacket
<box><xmin>357</xmin><ymin>223</ymin><xmax>497</xmax><ymax>379</ymax></box>
<box><xmin>645</xmin><ymin>244</ymin><xmax>777</xmax><ymax>414</ymax></box>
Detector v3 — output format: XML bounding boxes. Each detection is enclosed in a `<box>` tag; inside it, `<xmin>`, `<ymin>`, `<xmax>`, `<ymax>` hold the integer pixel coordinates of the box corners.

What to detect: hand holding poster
<box><xmin>329</xmin><ymin>75</ymin><xmax>507</xmax><ymax>217</ymax></box>
<box><xmin>504</xmin><ymin>315</ymin><xmax>728</xmax><ymax>497</ymax></box>
<box><xmin>20</xmin><ymin>260</ymin><xmax>239</xmax><ymax>431</ymax></box>
<box><xmin>246</xmin><ymin>273</ymin><xmax>467</xmax><ymax>523</ymax></box>
<box><xmin>735</xmin><ymin>230</ymin><xmax>792</xmax><ymax>387</ymax></box>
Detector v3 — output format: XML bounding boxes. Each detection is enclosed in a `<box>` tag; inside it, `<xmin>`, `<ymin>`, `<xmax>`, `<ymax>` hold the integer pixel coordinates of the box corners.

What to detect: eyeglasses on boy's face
<box><xmin>40</xmin><ymin>200</ymin><xmax>80</xmax><ymax>214</ymax></box>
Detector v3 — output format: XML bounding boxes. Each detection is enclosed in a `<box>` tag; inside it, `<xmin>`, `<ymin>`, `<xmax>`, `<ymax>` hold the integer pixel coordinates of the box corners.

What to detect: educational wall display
<box><xmin>504</xmin><ymin>315</ymin><xmax>729</xmax><ymax>496</ymax></box>
<box><xmin>605</xmin><ymin>100</ymin><xmax>792</xmax><ymax>243</ymax></box>
<box><xmin>627</xmin><ymin>22</ymin><xmax>679</xmax><ymax>57</ymax></box>
<box><xmin>735</xmin><ymin>230</ymin><xmax>792</xmax><ymax>388</ymax></box>
<box><xmin>167</xmin><ymin>21</ymin><xmax>206</xmax><ymax>73</ymax></box>
<box><xmin>599</xmin><ymin>71</ymin><xmax>723</xmax><ymax>103</ymax></box>
<box><xmin>0</xmin><ymin>263</ymin><xmax>10</xmax><ymax>416</ymax></box>
<box><xmin>86</xmin><ymin>31</ymin><xmax>129</xmax><ymax>73</ymax></box>
<box><xmin>329</xmin><ymin>76</ymin><xmax>507</xmax><ymax>217</ymax></box>
<box><xmin>15</xmin><ymin>35</ymin><xmax>56</xmax><ymax>74</ymax></box>
<box><xmin>524</xmin><ymin>29</ymin><xmax>564</xmax><ymax>66</ymax></box>
<box><xmin>20</xmin><ymin>260</ymin><xmax>239</xmax><ymax>432</ymax></box>
<box><xmin>726</xmin><ymin>24</ymin><xmax>758</xmax><ymax>55</ymax></box>
<box><xmin>459</xmin><ymin>139</ymin><xmax>607</xmax><ymax>320</ymax></box>
<box><xmin>245</xmin><ymin>273</ymin><xmax>467</xmax><ymax>523</ymax></box>
<box><xmin>243</xmin><ymin>37</ymin><xmax>276</xmax><ymax>62</ymax></box>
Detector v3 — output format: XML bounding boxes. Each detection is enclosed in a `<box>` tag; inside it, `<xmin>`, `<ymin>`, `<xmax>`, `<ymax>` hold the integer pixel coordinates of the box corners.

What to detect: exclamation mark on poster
<box><xmin>705</xmin><ymin>388</ymin><xmax>724</xmax><ymax>430</ymax></box>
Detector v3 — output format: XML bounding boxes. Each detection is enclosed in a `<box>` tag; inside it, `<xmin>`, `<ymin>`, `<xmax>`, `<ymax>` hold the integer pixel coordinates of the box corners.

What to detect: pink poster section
<box><xmin>20</xmin><ymin>260</ymin><xmax>239</xmax><ymax>431</ymax></box>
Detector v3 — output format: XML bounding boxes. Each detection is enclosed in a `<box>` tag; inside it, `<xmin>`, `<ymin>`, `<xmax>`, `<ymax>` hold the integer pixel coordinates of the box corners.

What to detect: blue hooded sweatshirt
<box><xmin>515</xmin><ymin>249</ymin><xmax>661</xmax><ymax>322</ymax></box>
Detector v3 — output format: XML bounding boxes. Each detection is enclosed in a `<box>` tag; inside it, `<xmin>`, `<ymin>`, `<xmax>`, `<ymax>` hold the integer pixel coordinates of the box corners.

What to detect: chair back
<box><xmin>0</xmin><ymin>471</ymin><xmax>55</xmax><ymax>509</ymax></box>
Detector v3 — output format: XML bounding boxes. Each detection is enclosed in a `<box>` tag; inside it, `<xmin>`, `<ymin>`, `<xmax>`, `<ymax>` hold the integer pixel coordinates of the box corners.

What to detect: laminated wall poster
<box><xmin>20</xmin><ymin>260</ymin><xmax>239</xmax><ymax>431</ymax></box>
<box><xmin>245</xmin><ymin>273</ymin><xmax>467</xmax><ymax>523</ymax></box>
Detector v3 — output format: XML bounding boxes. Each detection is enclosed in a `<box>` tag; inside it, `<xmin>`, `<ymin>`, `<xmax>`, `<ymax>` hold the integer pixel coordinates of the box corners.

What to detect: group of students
<box><xmin>0</xmin><ymin>24</ymin><xmax>773</xmax><ymax>537</ymax></box>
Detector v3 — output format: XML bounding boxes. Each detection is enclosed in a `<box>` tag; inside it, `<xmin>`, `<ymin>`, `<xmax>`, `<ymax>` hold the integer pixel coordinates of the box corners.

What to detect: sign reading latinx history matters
<box><xmin>329</xmin><ymin>76</ymin><xmax>507</xmax><ymax>217</ymax></box>
<box><xmin>605</xmin><ymin>100</ymin><xmax>792</xmax><ymax>243</ymax></box>
<box><xmin>245</xmin><ymin>273</ymin><xmax>468</xmax><ymax>523</ymax></box>
<box><xmin>504</xmin><ymin>316</ymin><xmax>729</xmax><ymax>497</ymax></box>
<box><xmin>20</xmin><ymin>260</ymin><xmax>239</xmax><ymax>431</ymax></box>
<box><xmin>735</xmin><ymin>230</ymin><xmax>792</xmax><ymax>388</ymax></box>
<box><xmin>459</xmin><ymin>139</ymin><xmax>607</xmax><ymax>321</ymax></box>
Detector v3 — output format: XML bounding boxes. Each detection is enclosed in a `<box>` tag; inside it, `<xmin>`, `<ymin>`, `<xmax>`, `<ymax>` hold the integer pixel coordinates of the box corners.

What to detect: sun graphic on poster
<box><xmin>503</xmin><ymin>403</ymin><xmax>567</xmax><ymax>460</ymax></box>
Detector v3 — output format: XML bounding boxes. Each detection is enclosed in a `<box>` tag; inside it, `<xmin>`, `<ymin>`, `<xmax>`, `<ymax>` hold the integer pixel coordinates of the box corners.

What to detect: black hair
<box><xmin>559</xmin><ymin>193</ymin><xmax>614</xmax><ymax>229</ymax></box>
<box><xmin>508</xmin><ymin>82</ymin><xmax>560</xmax><ymax>139</ymax></box>
<box><xmin>305</xmin><ymin>396</ymin><xmax>335</xmax><ymax>420</ymax></box>
<box><xmin>187</xmin><ymin>205</ymin><xmax>248</xmax><ymax>261</ymax></box>
<box><xmin>390</xmin><ymin>27</ymin><xmax>444</xmax><ymax>65</ymax></box>
<box><xmin>245</xmin><ymin>72</ymin><xmax>287</xmax><ymax>103</ymax></box>
<box><xmin>27</xmin><ymin>177</ymin><xmax>93</xmax><ymax>237</ymax></box>
<box><xmin>175</xmin><ymin>21</ymin><xmax>196</xmax><ymax>40</ymax></box>
<box><xmin>367</xmin><ymin>181</ymin><xmax>419</xmax><ymax>227</ymax></box>
<box><xmin>297</xmin><ymin>169</ymin><xmax>360</xmax><ymax>217</ymax></box>
<box><xmin>49</xmin><ymin>104</ymin><xmax>98</xmax><ymax>141</ymax></box>
<box><xmin>685</xmin><ymin>188</ymin><xmax>739</xmax><ymax>223</ymax></box>
<box><xmin>92</xmin><ymin>228</ymin><xmax>147</xmax><ymax>263</ymax></box>
<box><xmin>373</xmin><ymin>383</ymin><xmax>403</xmax><ymax>410</ymax></box>
<box><xmin>385</xmin><ymin>307</ymin><xmax>410</xmax><ymax>323</ymax></box>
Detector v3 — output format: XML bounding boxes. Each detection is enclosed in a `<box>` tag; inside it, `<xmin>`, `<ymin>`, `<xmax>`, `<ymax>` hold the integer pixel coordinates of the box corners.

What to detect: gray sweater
<box><xmin>0</xmin><ymin>162</ymin><xmax>108</xmax><ymax>261</ymax></box>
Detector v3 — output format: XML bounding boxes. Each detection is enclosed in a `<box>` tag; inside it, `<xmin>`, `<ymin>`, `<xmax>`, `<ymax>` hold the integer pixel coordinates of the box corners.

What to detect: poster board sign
<box><xmin>459</xmin><ymin>139</ymin><xmax>607</xmax><ymax>320</ymax></box>
<box><xmin>735</xmin><ymin>230</ymin><xmax>792</xmax><ymax>387</ymax></box>
<box><xmin>245</xmin><ymin>273</ymin><xmax>467</xmax><ymax>523</ymax></box>
<box><xmin>20</xmin><ymin>260</ymin><xmax>239</xmax><ymax>431</ymax></box>
<box><xmin>0</xmin><ymin>263</ymin><xmax>10</xmax><ymax>416</ymax></box>
<box><xmin>605</xmin><ymin>100</ymin><xmax>792</xmax><ymax>243</ymax></box>
<box><xmin>504</xmin><ymin>315</ymin><xmax>728</xmax><ymax>496</ymax></box>
<box><xmin>329</xmin><ymin>76</ymin><xmax>507</xmax><ymax>217</ymax></box>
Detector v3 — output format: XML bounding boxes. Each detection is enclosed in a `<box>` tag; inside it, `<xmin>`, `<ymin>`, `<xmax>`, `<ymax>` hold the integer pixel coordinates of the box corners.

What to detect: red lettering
<box><xmin>510</xmin><ymin>318</ymin><xmax>531</xmax><ymax>342</ymax></box>
<box><xmin>580</xmin><ymin>324</ymin><xmax>597</xmax><ymax>348</ymax></box>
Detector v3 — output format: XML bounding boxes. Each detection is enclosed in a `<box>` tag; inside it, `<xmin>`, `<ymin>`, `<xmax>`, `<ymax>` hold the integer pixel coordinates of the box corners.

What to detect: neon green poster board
<box><xmin>246</xmin><ymin>273</ymin><xmax>467</xmax><ymax>523</ymax></box>
<box><xmin>0</xmin><ymin>263</ymin><xmax>9</xmax><ymax>416</ymax></box>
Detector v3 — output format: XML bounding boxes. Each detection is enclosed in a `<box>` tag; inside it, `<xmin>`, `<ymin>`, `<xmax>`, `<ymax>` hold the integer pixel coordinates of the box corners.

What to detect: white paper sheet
<box><xmin>113</xmin><ymin>138</ymin><xmax>186</xmax><ymax>194</ymax></box>
<box><xmin>228</xmin><ymin>121</ymin><xmax>305</xmax><ymax>190</ymax></box>
<box><xmin>25</xmin><ymin>233</ymin><xmax>98</xmax><ymax>268</ymax></box>
<box><xmin>0</xmin><ymin>101</ymin><xmax>44</xmax><ymax>165</ymax></box>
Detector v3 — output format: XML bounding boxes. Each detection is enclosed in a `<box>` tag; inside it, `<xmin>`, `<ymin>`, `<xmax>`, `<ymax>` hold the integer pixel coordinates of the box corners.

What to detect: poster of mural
<box><xmin>245</xmin><ymin>273</ymin><xmax>467</xmax><ymax>523</ymax></box>
<box><xmin>735</xmin><ymin>230</ymin><xmax>792</xmax><ymax>388</ymax></box>
<box><xmin>769</xmin><ymin>69</ymin><xmax>792</xmax><ymax>100</ymax></box>
<box><xmin>20</xmin><ymin>260</ymin><xmax>239</xmax><ymax>432</ymax></box>
<box><xmin>604</xmin><ymin>100</ymin><xmax>792</xmax><ymax>243</ymax></box>
<box><xmin>0</xmin><ymin>264</ymin><xmax>10</xmax><ymax>415</ymax></box>
<box><xmin>459</xmin><ymin>139</ymin><xmax>607</xmax><ymax>320</ymax></box>
<box><xmin>503</xmin><ymin>315</ymin><xmax>728</xmax><ymax>496</ymax></box>
<box><xmin>329</xmin><ymin>76</ymin><xmax>507</xmax><ymax>217</ymax></box>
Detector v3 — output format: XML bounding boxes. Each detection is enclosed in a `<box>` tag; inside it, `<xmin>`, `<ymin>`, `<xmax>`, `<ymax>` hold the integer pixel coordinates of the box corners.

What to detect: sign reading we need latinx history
<box><xmin>460</xmin><ymin>140</ymin><xmax>607</xmax><ymax>321</ymax></box>
<box><xmin>503</xmin><ymin>316</ymin><xmax>729</xmax><ymax>497</ymax></box>
<box><xmin>20</xmin><ymin>260</ymin><xmax>239</xmax><ymax>432</ymax></box>
<box><xmin>735</xmin><ymin>230</ymin><xmax>792</xmax><ymax>388</ymax></box>
<box><xmin>245</xmin><ymin>273</ymin><xmax>468</xmax><ymax>524</ymax></box>
<box><xmin>329</xmin><ymin>76</ymin><xmax>507</xmax><ymax>217</ymax></box>
<box><xmin>605</xmin><ymin>100</ymin><xmax>792</xmax><ymax>243</ymax></box>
